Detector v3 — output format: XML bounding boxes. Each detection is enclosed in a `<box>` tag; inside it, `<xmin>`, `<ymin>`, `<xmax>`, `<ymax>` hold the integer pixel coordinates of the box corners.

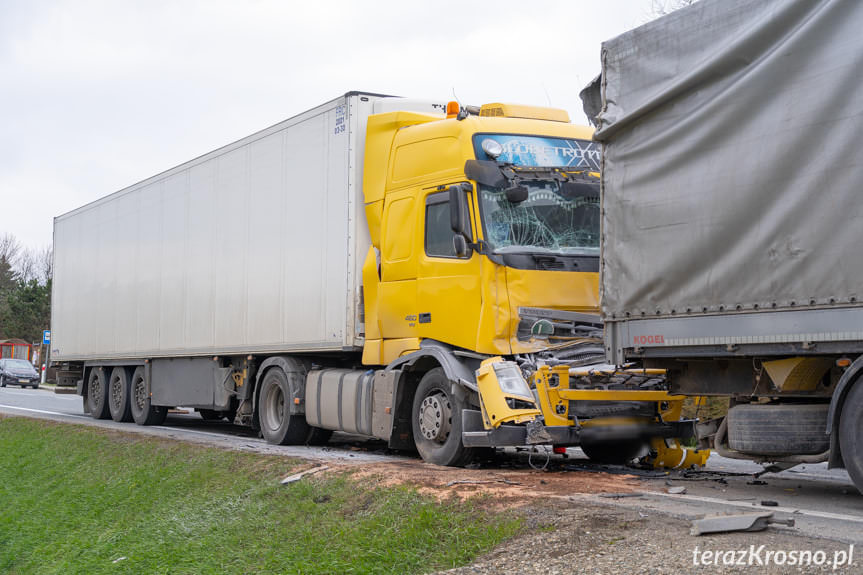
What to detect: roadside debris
<box><xmin>667</xmin><ymin>486</ymin><xmax>687</xmax><ymax>495</ymax></box>
<box><xmin>760</xmin><ymin>500</ymin><xmax>779</xmax><ymax>507</ymax></box>
<box><xmin>691</xmin><ymin>512</ymin><xmax>794</xmax><ymax>535</ymax></box>
<box><xmin>445</xmin><ymin>478</ymin><xmax>522</xmax><ymax>487</ymax></box>
<box><xmin>280</xmin><ymin>465</ymin><xmax>329</xmax><ymax>484</ymax></box>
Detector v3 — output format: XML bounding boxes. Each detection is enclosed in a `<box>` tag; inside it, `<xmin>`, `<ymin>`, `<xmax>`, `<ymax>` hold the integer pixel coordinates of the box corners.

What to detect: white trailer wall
<box><xmin>52</xmin><ymin>93</ymin><xmax>384</xmax><ymax>361</ymax></box>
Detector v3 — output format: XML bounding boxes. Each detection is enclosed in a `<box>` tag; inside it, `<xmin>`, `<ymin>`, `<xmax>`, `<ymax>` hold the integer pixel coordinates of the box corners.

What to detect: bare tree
<box><xmin>39</xmin><ymin>245</ymin><xmax>53</xmax><ymax>283</ymax></box>
<box><xmin>16</xmin><ymin>247</ymin><xmax>37</xmax><ymax>284</ymax></box>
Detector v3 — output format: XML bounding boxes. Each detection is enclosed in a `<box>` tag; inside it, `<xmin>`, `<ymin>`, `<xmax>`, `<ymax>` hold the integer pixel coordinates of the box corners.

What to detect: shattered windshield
<box><xmin>479</xmin><ymin>181</ymin><xmax>599</xmax><ymax>255</ymax></box>
<box><xmin>473</xmin><ymin>134</ymin><xmax>600</xmax><ymax>256</ymax></box>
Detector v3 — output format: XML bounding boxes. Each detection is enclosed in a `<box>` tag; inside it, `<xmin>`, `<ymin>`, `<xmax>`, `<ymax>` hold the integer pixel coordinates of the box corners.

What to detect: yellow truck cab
<box><xmin>354</xmin><ymin>101</ymin><xmax>699</xmax><ymax>466</ymax></box>
<box><xmin>363</xmin><ymin>103</ymin><xmax>600</xmax><ymax>364</ymax></box>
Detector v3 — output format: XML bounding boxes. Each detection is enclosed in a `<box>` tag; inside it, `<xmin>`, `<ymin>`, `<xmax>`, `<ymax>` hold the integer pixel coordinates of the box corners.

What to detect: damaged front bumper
<box><xmin>461</xmin><ymin>408</ymin><xmax>697</xmax><ymax>448</ymax></box>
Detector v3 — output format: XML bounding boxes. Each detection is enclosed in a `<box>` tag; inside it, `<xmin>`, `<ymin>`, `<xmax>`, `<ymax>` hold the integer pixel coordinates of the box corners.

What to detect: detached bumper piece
<box><xmin>460</xmin><ymin>409</ymin><xmax>696</xmax><ymax>448</ymax></box>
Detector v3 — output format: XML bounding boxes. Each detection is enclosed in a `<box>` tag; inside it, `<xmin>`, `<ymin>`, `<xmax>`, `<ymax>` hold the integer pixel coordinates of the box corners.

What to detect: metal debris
<box><xmin>691</xmin><ymin>512</ymin><xmax>795</xmax><ymax>536</ymax></box>
<box><xmin>280</xmin><ymin>465</ymin><xmax>330</xmax><ymax>484</ymax></box>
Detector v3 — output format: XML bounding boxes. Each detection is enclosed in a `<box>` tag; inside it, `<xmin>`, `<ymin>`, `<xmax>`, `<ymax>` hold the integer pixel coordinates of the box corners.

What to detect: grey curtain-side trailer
<box><xmin>582</xmin><ymin>0</ymin><xmax>863</xmax><ymax>493</ymax></box>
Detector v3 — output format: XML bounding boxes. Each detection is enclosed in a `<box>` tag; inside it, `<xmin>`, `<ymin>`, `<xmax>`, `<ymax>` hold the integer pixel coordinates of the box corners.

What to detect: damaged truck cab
<box><xmin>353</xmin><ymin>102</ymin><xmax>702</xmax><ymax>467</ymax></box>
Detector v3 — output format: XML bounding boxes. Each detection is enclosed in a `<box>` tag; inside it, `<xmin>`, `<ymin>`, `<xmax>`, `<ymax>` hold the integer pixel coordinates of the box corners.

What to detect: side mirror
<box><xmin>449</xmin><ymin>184</ymin><xmax>472</xmax><ymax>240</ymax></box>
<box><xmin>452</xmin><ymin>234</ymin><xmax>470</xmax><ymax>258</ymax></box>
<box><xmin>505</xmin><ymin>185</ymin><xmax>529</xmax><ymax>203</ymax></box>
<box><xmin>449</xmin><ymin>185</ymin><xmax>463</xmax><ymax>234</ymax></box>
<box><xmin>464</xmin><ymin>159</ymin><xmax>507</xmax><ymax>188</ymax></box>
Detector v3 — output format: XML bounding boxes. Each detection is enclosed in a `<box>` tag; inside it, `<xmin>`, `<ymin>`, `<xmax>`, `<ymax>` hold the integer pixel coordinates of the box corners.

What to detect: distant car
<box><xmin>0</xmin><ymin>358</ymin><xmax>40</xmax><ymax>389</ymax></box>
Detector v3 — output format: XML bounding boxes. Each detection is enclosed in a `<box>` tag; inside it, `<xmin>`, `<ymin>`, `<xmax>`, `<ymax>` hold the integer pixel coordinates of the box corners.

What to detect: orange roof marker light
<box><xmin>446</xmin><ymin>101</ymin><xmax>460</xmax><ymax>119</ymax></box>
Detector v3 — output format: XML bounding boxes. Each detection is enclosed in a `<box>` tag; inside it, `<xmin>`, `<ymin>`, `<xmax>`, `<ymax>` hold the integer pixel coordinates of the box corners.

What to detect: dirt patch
<box><xmin>432</xmin><ymin>499</ymin><xmax>858</xmax><ymax>575</ymax></box>
<box><xmin>339</xmin><ymin>459</ymin><xmax>641</xmax><ymax>505</ymax></box>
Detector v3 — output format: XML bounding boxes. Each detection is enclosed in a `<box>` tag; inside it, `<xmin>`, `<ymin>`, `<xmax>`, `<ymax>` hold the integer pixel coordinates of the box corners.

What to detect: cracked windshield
<box><xmin>474</xmin><ymin>134</ymin><xmax>601</xmax><ymax>256</ymax></box>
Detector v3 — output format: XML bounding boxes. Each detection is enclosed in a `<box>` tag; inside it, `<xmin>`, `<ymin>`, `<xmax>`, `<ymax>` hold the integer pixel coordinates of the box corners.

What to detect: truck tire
<box><xmin>411</xmin><ymin>367</ymin><xmax>476</xmax><ymax>467</ymax></box>
<box><xmin>108</xmin><ymin>367</ymin><xmax>133</xmax><ymax>423</ymax></box>
<box><xmin>839</xmin><ymin>383</ymin><xmax>863</xmax><ymax>495</ymax></box>
<box><xmin>580</xmin><ymin>438</ymin><xmax>646</xmax><ymax>465</ymax></box>
<box><xmin>130</xmin><ymin>366</ymin><xmax>168</xmax><ymax>426</ymax></box>
<box><xmin>86</xmin><ymin>367</ymin><xmax>111</xmax><ymax>420</ymax></box>
<box><xmin>727</xmin><ymin>403</ymin><xmax>829</xmax><ymax>456</ymax></box>
<box><xmin>258</xmin><ymin>367</ymin><xmax>309</xmax><ymax>445</ymax></box>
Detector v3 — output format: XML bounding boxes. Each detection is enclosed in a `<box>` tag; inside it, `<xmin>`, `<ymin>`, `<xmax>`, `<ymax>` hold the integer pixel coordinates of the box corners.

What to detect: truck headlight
<box><xmin>492</xmin><ymin>362</ymin><xmax>534</xmax><ymax>401</ymax></box>
<box><xmin>476</xmin><ymin>357</ymin><xmax>541</xmax><ymax>429</ymax></box>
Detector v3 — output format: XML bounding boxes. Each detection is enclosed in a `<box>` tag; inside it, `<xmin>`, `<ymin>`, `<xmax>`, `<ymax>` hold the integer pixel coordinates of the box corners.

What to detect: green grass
<box><xmin>0</xmin><ymin>417</ymin><xmax>520</xmax><ymax>574</ymax></box>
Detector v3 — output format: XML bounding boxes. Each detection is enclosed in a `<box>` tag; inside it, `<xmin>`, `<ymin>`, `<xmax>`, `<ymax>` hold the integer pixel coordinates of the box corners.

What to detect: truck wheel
<box><xmin>839</xmin><ymin>383</ymin><xmax>863</xmax><ymax>495</ymax></box>
<box><xmin>108</xmin><ymin>367</ymin><xmax>133</xmax><ymax>423</ymax></box>
<box><xmin>580</xmin><ymin>438</ymin><xmax>646</xmax><ymax>465</ymax></box>
<box><xmin>130</xmin><ymin>367</ymin><xmax>167</xmax><ymax>426</ymax></box>
<box><xmin>86</xmin><ymin>367</ymin><xmax>111</xmax><ymax>420</ymax></box>
<box><xmin>412</xmin><ymin>367</ymin><xmax>476</xmax><ymax>466</ymax></box>
<box><xmin>258</xmin><ymin>367</ymin><xmax>309</xmax><ymax>445</ymax></box>
<box><xmin>727</xmin><ymin>403</ymin><xmax>829</xmax><ymax>456</ymax></box>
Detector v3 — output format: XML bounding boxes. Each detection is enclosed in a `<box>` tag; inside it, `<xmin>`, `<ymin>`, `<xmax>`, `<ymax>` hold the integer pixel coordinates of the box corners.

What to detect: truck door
<box><xmin>378</xmin><ymin>188</ymin><xmax>419</xmax><ymax>339</ymax></box>
<box><xmin>417</xmin><ymin>185</ymin><xmax>482</xmax><ymax>350</ymax></box>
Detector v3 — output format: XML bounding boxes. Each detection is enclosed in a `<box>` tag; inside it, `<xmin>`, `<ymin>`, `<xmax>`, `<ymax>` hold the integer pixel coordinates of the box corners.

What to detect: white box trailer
<box><xmin>51</xmin><ymin>92</ymin><xmax>440</xmax><ymax>362</ymax></box>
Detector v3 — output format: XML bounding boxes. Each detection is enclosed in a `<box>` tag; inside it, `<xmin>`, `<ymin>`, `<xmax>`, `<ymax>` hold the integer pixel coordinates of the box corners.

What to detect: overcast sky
<box><xmin>1</xmin><ymin>0</ymin><xmax>655</xmax><ymax>250</ymax></box>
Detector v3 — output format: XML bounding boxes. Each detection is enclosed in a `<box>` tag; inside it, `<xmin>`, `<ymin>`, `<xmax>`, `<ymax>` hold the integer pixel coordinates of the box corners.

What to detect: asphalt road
<box><xmin>2</xmin><ymin>385</ymin><xmax>862</xmax><ymax>546</ymax></box>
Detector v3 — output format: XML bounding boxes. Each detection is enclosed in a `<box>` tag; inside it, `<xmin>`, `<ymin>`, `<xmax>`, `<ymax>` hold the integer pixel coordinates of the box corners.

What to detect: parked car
<box><xmin>0</xmin><ymin>358</ymin><xmax>40</xmax><ymax>389</ymax></box>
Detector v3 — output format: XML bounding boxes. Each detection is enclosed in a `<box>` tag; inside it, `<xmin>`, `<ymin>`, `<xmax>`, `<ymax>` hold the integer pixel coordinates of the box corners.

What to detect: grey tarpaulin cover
<box><xmin>585</xmin><ymin>0</ymin><xmax>863</xmax><ymax>321</ymax></box>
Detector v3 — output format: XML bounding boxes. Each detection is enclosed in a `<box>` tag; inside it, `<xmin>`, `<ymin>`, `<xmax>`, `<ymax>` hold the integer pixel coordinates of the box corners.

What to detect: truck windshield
<box><xmin>478</xmin><ymin>181</ymin><xmax>599</xmax><ymax>255</ymax></box>
<box><xmin>473</xmin><ymin>134</ymin><xmax>600</xmax><ymax>256</ymax></box>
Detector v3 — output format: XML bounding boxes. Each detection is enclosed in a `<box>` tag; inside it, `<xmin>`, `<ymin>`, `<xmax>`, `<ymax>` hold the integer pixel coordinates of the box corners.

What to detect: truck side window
<box><xmin>425</xmin><ymin>190</ymin><xmax>469</xmax><ymax>259</ymax></box>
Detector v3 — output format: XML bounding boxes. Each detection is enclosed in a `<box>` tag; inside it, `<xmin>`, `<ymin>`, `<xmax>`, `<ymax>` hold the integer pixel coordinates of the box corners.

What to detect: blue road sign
<box><xmin>42</xmin><ymin>330</ymin><xmax>51</xmax><ymax>345</ymax></box>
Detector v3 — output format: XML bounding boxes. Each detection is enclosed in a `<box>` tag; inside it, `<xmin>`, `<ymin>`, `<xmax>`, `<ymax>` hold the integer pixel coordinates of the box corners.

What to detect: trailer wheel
<box><xmin>412</xmin><ymin>368</ymin><xmax>476</xmax><ymax>466</ymax></box>
<box><xmin>580</xmin><ymin>438</ymin><xmax>646</xmax><ymax>465</ymax></box>
<box><xmin>130</xmin><ymin>367</ymin><xmax>167</xmax><ymax>426</ymax></box>
<box><xmin>86</xmin><ymin>367</ymin><xmax>111</xmax><ymax>420</ymax></box>
<box><xmin>108</xmin><ymin>367</ymin><xmax>133</xmax><ymax>422</ymax></box>
<box><xmin>727</xmin><ymin>403</ymin><xmax>829</xmax><ymax>456</ymax></box>
<box><xmin>839</xmin><ymin>383</ymin><xmax>863</xmax><ymax>495</ymax></box>
<box><xmin>258</xmin><ymin>367</ymin><xmax>309</xmax><ymax>445</ymax></box>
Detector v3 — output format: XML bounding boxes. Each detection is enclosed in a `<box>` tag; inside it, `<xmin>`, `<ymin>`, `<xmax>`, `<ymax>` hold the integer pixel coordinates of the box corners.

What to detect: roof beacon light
<box><xmin>446</xmin><ymin>101</ymin><xmax>460</xmax><ymax>118</ymax></box>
